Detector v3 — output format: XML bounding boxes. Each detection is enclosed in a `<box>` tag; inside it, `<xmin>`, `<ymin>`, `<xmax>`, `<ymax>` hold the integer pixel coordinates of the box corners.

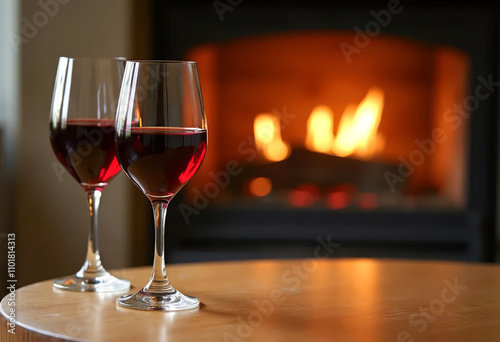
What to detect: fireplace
<box><xmin>152</xmin><ymin>1</ymin><xmax>498</xmax><ymax>262</ymax></box>
<box><xmin>184</xmin><ymin>32</ymin><xmax>468</xmax><ymax>209</ymax></box>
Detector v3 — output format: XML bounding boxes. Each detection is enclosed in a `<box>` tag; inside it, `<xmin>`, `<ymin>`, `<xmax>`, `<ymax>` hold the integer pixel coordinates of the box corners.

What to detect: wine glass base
<box><xmin>117</xmin><ymin>288</ymin><xmax>200</xmax><ymax>311</ymax></box>
<box><xmin>53</xmin><ymin>272</ymin><xmax>130</xmax><ymax>293</ymax></box>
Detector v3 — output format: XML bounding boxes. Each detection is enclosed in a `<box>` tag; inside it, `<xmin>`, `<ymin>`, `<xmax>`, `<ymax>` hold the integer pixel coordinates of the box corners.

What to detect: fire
<box><xmin>333</xmin><ymin>104</ymin><xmax>357</xmax><ymax>157</ymax></box>
<box><xmin>254</xmin><ymin>113</ymin><xmax>291</xmax><ymax>162</ymax></box>
<box><xmin>308</xmin><ymin>87</ymin><xmax>385</xmax><ymax>159</ymax></box>
<box><xmin>305</xmin><ymin>106</ymin><xmax>335</xmax><ymax>154</ymax></box>
<box><xmin>253</xmin><ymin>87</ymin><xmax>384</xmax><ymax>162</ymax></box>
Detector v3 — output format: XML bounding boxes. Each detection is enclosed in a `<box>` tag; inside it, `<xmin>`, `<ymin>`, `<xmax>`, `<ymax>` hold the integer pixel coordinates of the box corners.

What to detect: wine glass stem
<box><xmin>79</xmin><ymin>189</ymin><xmax>106</xmax><ymax>278</ymax></box>
<box><xmin>143</xmin><ymin>200</ymin><xmax>173</xmax><ymax>294</ymax></box>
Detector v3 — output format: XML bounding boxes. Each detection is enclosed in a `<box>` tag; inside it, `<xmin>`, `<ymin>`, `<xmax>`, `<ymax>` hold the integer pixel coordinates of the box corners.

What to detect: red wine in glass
<box><xmin>115</xmin><ymin>60</ymin><xmax>206</xmax><ymax>311</ymax></box>
<box><xmin>116</xmin><ymin>127</ymin><xmax>207</xmax><ymax>200</ymax></box>
<box><xmin>50</xmin><ymin>57</ymin><xmax>129</xmax><ymax>292</ymax></box>
<box><xmin>50</xmin><ymin>118</ymin><xmax>121</xmax><ymax>190</ymax></box>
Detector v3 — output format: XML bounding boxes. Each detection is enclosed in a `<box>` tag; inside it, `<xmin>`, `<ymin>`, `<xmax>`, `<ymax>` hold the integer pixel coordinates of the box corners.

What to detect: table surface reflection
<box><xmin>1</xmin><ymin>258</ymin><xmax>500</xmax><ymax>341</ymax></box>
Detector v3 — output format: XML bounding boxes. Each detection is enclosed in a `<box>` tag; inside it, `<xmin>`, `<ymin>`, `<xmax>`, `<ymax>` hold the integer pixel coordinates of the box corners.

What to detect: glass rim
<box><xmin>58</xmin><ymin>56</ymin><xmax>127</xmax><ymax>61</ymax></box>
<box><xmin>125</xmin><ymin>60</ymin><xmax>196</xmax><ymax>65</ymax></box>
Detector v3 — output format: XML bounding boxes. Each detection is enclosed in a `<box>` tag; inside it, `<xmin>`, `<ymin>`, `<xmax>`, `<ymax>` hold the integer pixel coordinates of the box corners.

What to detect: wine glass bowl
<box><xmin>49</xmin><ymin>57</ymin><xmax>130</xmax><ymax>292</ymax></box>
<box><xmin>115</xmin><ymin>61</ymin><xmax>207</xmax><ymax>311</ymax></box>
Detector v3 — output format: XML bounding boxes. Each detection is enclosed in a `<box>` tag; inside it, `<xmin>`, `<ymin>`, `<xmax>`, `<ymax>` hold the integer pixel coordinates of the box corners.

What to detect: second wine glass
<box><xmin>50</xmin><ymin>57</ymin><xmax>130</xmax><ymax>292</ymax></box>
<box><xmin>115</xmin><ymin>60</ymin><xmax>207</xmax><ymax>311</ymax></box>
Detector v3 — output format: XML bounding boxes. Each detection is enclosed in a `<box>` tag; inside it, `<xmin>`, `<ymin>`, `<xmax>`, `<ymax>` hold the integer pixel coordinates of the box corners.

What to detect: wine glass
<box><xmin>115</xmin><ymin>60</ymin><xmax>207</xmax><ymax>311</ymax></box>
<box><xmin>49</xmin><ymin>57</ymin><xmax>130</xmax><ymax>292</ymax></box>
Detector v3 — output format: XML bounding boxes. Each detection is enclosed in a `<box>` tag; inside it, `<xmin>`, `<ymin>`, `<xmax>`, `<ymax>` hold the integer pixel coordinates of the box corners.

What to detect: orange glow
<box><xmin>188</xmin><ymin>33</ymin><xmax>469</xmax><ymax>200</ymax></box>
<box><xmin>288</xmin><ymin>184</ymin><xmax>320</xmax><ymax>207</ymax></box>
<box><xmin>334</xmin><ymin>87</ymin><xmax>385</xmax><ymax>158</ymax></box>
<box><xmin>248</xmin><ymin>177</ymin><xmax>273</xmax><ymax>197</ymax></box>
<box><xmin>303</xmin><ymin>87</ymin><xmax>385</xmax><ymax>160</ymax></box>
<box><xmin>255</xmin><ymin>89</ymin><xmax>383</xmax><ymax>162</ymax></box>
<box><xmin>289</xmin><ymin>190</ymin><xmax>315</xmax><ymax>207</ymax></box>
<box><xmin>254</xmin><ymin>113</ymin><xmax>291</xmax><ymax>162</ymax></box>
<box><xmin>326</xmin><ymin>191</ymin><xmax>350</xmax><ymax>209</ymax></box>
<box><xmin>305</xmin><ymin>105</ymin><xmax>335</xmax><ymax>154</ymax></box>
<box><xmin>333</xmin><ymin>104</ymin><xmax>357</xmax><ymax>157</ymax></box>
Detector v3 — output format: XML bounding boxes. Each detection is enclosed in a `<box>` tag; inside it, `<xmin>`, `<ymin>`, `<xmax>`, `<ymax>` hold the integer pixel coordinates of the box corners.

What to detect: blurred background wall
<box><xmin>2</xmin><ymin>0</ymin><xmax>152</xmax><ymax>293</ymax></box>
<box><xmin>0</xmin><ymin>0</ymin><xmax>20</xmax><ymax>299</ymax></box>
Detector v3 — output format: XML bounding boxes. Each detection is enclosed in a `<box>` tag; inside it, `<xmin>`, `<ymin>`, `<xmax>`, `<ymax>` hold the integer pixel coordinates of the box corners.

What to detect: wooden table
<box><xmin>1</xmin><ymin>258</ymin><xmax>500</xmax><ymax>341</ymax></box>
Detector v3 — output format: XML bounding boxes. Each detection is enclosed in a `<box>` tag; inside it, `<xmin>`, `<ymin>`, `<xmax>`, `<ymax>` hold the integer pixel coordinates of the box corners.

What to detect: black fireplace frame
<box><xmin>152</xmin><ymin>0</ymin><xmax>499</xmax><ymax>262</ymax></box>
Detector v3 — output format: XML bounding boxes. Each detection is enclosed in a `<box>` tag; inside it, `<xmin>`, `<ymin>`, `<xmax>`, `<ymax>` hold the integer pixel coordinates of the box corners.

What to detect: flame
<box><xmin>333</xmin><ymin>104</ymin><xmax>357</xmax><ymax>157</ymax></box>
<box><xmin>254</xmin><ymin>113</ymin><xmax>291</xmax><ymax>162</ymax></box>
<box><xmin>254</xmin><ymin>87</ymin><xmax>385</xmax><ymax>162</ymax></box>
<box><xmin>305</xmin><ymin>106</ymin><xmax>335</xmax><ymax>154</ymax></box>
<box><xmin>340</xmin><ymin>87</ymin><xmax>384</xmax><ymax>158</ymax></box>
<box><xmin>306</xmin><ymin>87</ymin><xmax>385</xmax><ymax>159</ymax></box>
